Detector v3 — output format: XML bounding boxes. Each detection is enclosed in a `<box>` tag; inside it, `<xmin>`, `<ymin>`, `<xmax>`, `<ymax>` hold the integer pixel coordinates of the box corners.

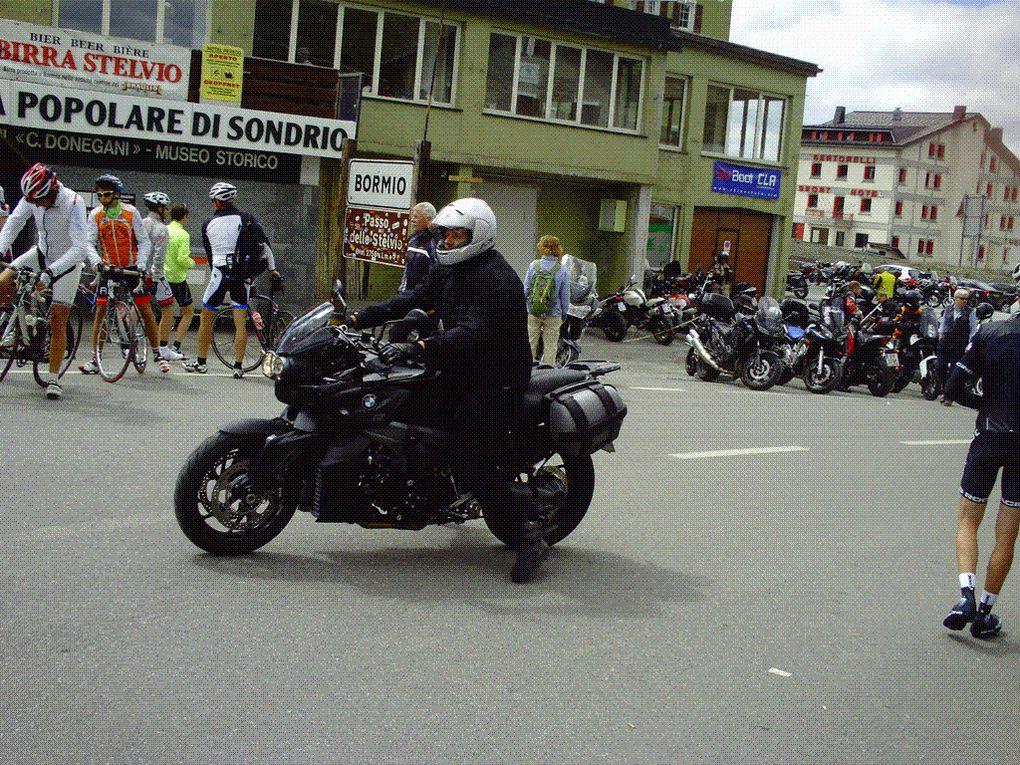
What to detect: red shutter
<box><xmin>926</xmin><ymin>241</ymin><xmax>934</xmax><ymax>255</ymax></box>
<box><xmin>672</xmin><ymin>2</ymin><xmax>682</xmax><ymax>26</ymax></box>
<box><xmin>694</xmin><ymin>3</ymin><xmax>703</xmax><ymax>32</ymax></box>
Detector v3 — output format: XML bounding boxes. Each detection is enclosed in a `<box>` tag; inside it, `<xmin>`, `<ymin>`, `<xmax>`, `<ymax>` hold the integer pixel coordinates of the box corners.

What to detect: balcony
<box><xmin>805</xmin><ymin>208</ymin><xmax>854</xmax><ymax>226</ymax></box>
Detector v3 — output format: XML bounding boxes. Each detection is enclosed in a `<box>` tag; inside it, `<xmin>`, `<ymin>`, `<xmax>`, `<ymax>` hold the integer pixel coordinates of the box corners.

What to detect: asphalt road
<box><xmin>1</xmin><ymin>326</ymin><xmax>1017</xmax><ymax>765</ymax></box>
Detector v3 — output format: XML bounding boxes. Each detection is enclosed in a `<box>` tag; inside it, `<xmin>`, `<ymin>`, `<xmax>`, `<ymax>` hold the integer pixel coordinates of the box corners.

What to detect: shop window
<box><xmin>646</xmin><ymin>203</ymin><xmax>678</xmax><ymax>268</ymax></box>
<box><xmin>59</xmin><ymin>0</ymin><xmax>207</xmax><ymax>45</ymax></box>
<box><xmin>486</xmin><ymin>32</ymin><xmax>641</xmax><ymax>132</ymax></box>
<box><xmin>660</xmin><ymin>77</ymin><xmax>688</xmax><ymax>147</ymax></box>
<box><xmin>810</xmin><ymin>162</ymin><xmax>822</xmax><ymax>178</ymax></box>
<box><xmin>702</xmin><ymin>84</ymin><xmax>785</xmax><ymax>162</ymax></box>
<box><xmin>860</xmin><ymin>198</ymin><xmax>872</xmax><ymax>214</ymax></box>
<box><xmin>863</xmin><ymin>165</ymin><xmax>876</xmax><ymax>181</ymax></box>
<box><xmin>898</xmin><ymin>167</ymin><xmax>907</xmax><ymax>184</ymax></box>
<box><xmin>836</xmin><ymin>164</ymin><xmax>848</xmax><ymax>179</ymax></box>
<box><xmin>807</xmin><ymin>194</ymin><xmax>818</xmax><ymax>208</ymax></box>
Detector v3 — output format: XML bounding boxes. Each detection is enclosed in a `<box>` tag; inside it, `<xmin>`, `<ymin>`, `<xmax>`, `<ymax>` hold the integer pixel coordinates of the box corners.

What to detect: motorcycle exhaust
<box><xmin>686</xmin><ymin>329</ymin><xmax>721</xmax><ymax>371</ymax></box>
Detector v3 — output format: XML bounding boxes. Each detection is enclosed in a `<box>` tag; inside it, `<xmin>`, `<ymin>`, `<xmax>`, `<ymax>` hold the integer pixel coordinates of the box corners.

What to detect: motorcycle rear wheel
<box><xmin>921</xmin><ymin>373</ymin><xmax>940</xmax><ymax>401</ymax></box>
<box><xmin>867</xmin><ymin>368</ymin><xmax>895</xmax><ymax>397</ymax></box>
<box><xmin>175</xmin><ymin>432</ymin><xmax>297</xmax><ymax>555</ymax></box>
<box><xmin>485</xmin><ymin>454</ymin><xmax>595</xmax><ymax>549</ymax></box>
<box><xmin>794</xmin><ymin>286</ymin><xmax>808</xmax><ymax>299</ymax></box>
<box><xmin>555</xmin><ymin>341</ymin><xmax>579</xmax><ymax>367</ymax></box>
<box><xmin>649</xmin><ymin>317</ymin><xmax>675</xmax><ymax>346</ymax></box>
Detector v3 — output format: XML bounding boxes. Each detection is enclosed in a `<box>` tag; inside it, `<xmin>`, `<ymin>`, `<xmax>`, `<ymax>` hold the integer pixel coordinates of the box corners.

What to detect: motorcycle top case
<box><xmin>699</xmin><ymin>292</ymin><xmax>735</xmax><ymax>322</ymax></box>
<box><xmin>546</xmin><ymin>380</ymin><xmax>627</xmax><ymax>456</ymax></box>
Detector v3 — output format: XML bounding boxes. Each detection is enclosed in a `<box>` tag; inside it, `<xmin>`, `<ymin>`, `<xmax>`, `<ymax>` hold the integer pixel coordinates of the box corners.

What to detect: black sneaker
<box><xmin>511</xmin><ymin>539</ymin><xmax>550</xmax><ymax>583</ymax></box>
<box><xmin>943</xmin><ymin>593</ymin><xmax>977</xmax><ymax>630</ymax></box>
<box><xmin>970</xmin><ymin>611</ymin><xmax>1002</xmax><ymax>639</ymax></box>
<box><xmin>232</xmin><ymin>365</ymin><xmax>244</xmax><ymax>379</ymax></box>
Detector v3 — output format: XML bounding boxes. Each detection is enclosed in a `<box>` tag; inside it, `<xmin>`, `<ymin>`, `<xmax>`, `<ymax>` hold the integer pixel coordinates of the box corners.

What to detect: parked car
<box><xmin>954</xmin><ymin>278</ymin><xmax>1009</xmax><ymax>310</ymax></box>
<box><xmin>876</xmin><ymin>264</ymin><xmax>925</xmax><ymax>283</ymax></box>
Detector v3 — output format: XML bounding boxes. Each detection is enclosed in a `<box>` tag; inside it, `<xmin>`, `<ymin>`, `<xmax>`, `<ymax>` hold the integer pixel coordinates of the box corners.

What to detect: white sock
<box><xmin>980</xmin><ymin>591</ymin><xmax>997</xmax><ymax>609</ymax></box>
<box><xmin>959</xmin><ymin>573</ymin><xmax>976</xmax><ymax>591</ymax></box>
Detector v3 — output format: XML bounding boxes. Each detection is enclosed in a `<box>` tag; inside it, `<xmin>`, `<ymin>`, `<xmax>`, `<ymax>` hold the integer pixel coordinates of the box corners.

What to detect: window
<box><xmin>987</xmin><ymin>183</ymin><xmax>993</xmax><ymax>197</ymax></box>
<box><xmin>836</xmin><ymin>164</ymin><xmax>848</xmax><ymax>179</ymax></box>
<box><xmin>980</xmin><ymin>152</ymin><xmax>986</xmax><ymax>168</ymax></box>
<box><xmin>660</xmin><ymin>77</ymin><xmax>687</xmax><ymax>147</ymax></box>
<box><xmin>674</xmin><ymin>1</ymin><xmax>698</xmax><ymax>31</ymax></box>
<box><xmin>833</xmin><ymin>196</ymin><xmax>845</xmax><ymax>216</ymax></box>
<box><xmin>860</xmin><ymin>198</ymin><xmax>872</xmax><ymax>213</ymax></box>
<box><xmin>921</xmin><ymin>205</ymin><xmax>929</xmax><ymax>220</ymax></box>
<box><xmin>898</xmin><ymin>167</ymin><xmax>907</xmax><ymax>184</ymax></box>
<box><xmin>930</xmin><ymin>206</ymin><xmax>938</xmax><ymax>221</ymax></box>
<box><xmin>58</xmin><ymin>0</ymin><xmax>208</xmax><ymax>45</ymax></box>
<box><xmin>927</xmin><ymin>241</ymin><xmax>934</xmax><ymax>256</ymax></box>
<box><xmin>1010</xmin><ymin>217</ymin><xmax>1015</xmax><ymax>231</ymax></box>
<box><xmin>924</xmin><ymin>172</ymin><xmax>931</xmax><ymax>188</ymax></box>
<box><xmin>855</xmin><ymin>233</ymin><xmax>869</xmax><ymax>248</ymax></box>
<box><xmin>807</xmin><ymin>194</ymin><xmax>818</xmax><ymax>208</ymax></box>
<box><xmin>1005</xmin><ymin>187</ymin><xmax>1012</xmax><ymax>202</ymax></box>
<box><xmin>934</xmin><ymin>174</ymin><xmax>942</xmax><ymax>190</ymax></box>
<box><xmin>1013</xmin><ymin>189</ymin><xmax>1018</xmax><ymax>202</ymax></box>
<box><xmin>937</xmin><ymin>144</ymin><xmax>945</xmax><ymax>159</ymax></box>
<box><xmin>891</xmin><ymin>236</ymin><xmax>900</xmax><ymax>249</ymax></box>
<box><xmin>928</xmin><ymin>142</ymin><xmax>936</xmax><ymax>157</ymax></box>
<box><xmin>978</xmin><ymin>245</ymin><xmax>985</xmax><ymax>261</ymax></box>
<box><xmin>863</xmin><ymin>165</ymin><xmax>876</xmax><ymax>181</ymax></box>
<box><xmin>256</xmin><ymin>6</ymin><xmax>458</xmax><ymax>102</ymax></box>
<box><xmin>895</xmin><ymin>201</ymin><xmax>904</xmax><ymax>217</ymax></box>
<box><xmin>990</xmin><ymin>157</ymin><xmax>998</xmax><ymax>172</ymax></box>
<box><xmin>702</xmin><ymin>84</ymin><xmax>785</xmax><ymax>161</ymax></box>
<box><xmin>810</xmin><ymin>162</ymin><xmax>822</xmax><ymax>178</ymax></box>
<box><xmin>835</xmin><ymin>231</ymin><xmax>846</xmax><ymax>246</ymax></box>
<box><xmin>917</xmin><ymin>240</ymin><xmax>925</xmax><ymax>254</ymax></box>
<box><xmin>486</xmin><ymin>33</ymin><xmax>643</xmax><ymax>132</ymax></box>
<box><xmin>1002</xmin><ymin>216</ymin><xmax>1008</xmax><ymax>231</ymax></box>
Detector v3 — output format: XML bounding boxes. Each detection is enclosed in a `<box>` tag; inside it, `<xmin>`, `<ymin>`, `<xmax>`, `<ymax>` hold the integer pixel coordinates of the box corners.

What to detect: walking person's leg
<box><xmin>527</xmin><ymin>314</ymin><xmax>543</xmax><ymax>360</ymax></box>
<box><xmin>541</xmin><ymin>316</ymin><xmax>562</xmax><ymax>365</ymax></box>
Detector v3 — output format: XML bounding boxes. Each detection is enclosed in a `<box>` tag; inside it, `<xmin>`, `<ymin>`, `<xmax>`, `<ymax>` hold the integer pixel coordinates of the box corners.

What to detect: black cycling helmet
<box><xmin>902</xmin><ymin>289</ymin><xmax>921</xmax><ymax>306</ymax></box>
<box><xmin>716</xmin><ymin>251</ymin><xmax>729</xmax><ymax>263</ymax></box>
<box><xmin>975</xmin><ymin>302</ymin><xmax>995</xmax><ymax>321</ymax></box>
<box><xmin>94</xmin><ymin>173</ymin><xmax>125</xmax><ymax>194</ymax></box>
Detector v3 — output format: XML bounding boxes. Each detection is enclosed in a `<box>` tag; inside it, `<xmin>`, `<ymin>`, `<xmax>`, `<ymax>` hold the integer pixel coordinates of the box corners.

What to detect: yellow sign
<box><xmin>200</xmin><ymin>43</ymin><xmax>244</xmax><ymax>104</ymax></box>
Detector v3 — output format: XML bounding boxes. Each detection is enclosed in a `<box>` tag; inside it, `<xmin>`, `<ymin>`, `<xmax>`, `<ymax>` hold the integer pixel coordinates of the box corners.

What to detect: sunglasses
<box><xmin>96</xmin><ymin>191</ymin><xmax>117</xmax><ymax>199</ymax></box>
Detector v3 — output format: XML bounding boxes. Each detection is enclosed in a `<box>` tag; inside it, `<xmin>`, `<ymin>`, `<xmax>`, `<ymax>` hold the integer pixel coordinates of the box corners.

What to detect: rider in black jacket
<box><xmin>942</xmin><ymin>313</ymin><xmax>1020</xmax><ymax>638</ymax></box>
<box><xmin>351</xmin><ymin>198</ymin><xmax>547</xmax><ymax>582</ymax></box>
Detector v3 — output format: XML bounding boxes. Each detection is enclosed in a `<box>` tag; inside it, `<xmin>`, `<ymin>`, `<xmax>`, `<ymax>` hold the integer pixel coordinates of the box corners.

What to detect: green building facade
<box><xmin>0</xmin><ymin>0</ymin><xmax>818</xmax><ymax>300</ymax></box>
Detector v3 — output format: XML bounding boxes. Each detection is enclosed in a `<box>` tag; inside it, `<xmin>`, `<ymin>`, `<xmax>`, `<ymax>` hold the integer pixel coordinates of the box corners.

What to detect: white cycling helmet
<box><xmin>431</xmin><ymin>197</ymin><xmax>497</xmax><ymax>266</ymax></box>
<box><xmin>209</xmin><ymin>181</ymin><xmax>238</xmax><ymax>202</ymax></box>
<box><xmin>143</xmin><ymin>191</ymin><xmax>170</xmax><ymax>208</ymax></box>
<box><xmin>1013</xmin><ymin>262</ymin><xmax>1020</xmax><ymax>282</ymax></box>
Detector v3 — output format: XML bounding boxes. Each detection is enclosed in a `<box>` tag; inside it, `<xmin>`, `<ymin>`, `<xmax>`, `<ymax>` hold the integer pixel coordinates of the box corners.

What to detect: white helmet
<box><xmin>143</xmin><ymin>191</ymin><xmax>170</xmax><ymax>208</ymax></box>
<box><xmin>431</xmin><ymin>198</ymin><xmax>497</xmax><ymax>266</ymax></box>
<box><xmin>1013</xmin><ymin>262</ymin><xmax>1020</xmax><ymax>282</ymax></box>
<box><xmin>209</xmin><ymin>182</ymin><xmax>238</xmax><ymax>201</ymax></box>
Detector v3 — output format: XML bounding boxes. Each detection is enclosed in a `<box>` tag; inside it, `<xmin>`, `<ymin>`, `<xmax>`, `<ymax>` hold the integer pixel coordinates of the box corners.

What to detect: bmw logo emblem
<box><xmin>362</xmin><ymin>394</ymin><xmax>377</xmax><ymax>409</ymax></box>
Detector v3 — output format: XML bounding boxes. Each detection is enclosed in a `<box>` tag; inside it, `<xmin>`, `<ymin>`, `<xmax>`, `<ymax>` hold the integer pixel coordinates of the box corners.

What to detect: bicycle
<box><xmin>83</xmin><ymin>267</ymin><xmax>149</xmax><ymax>383</ymax></box>
<box><xmin>210</xmin><ymin>280</ymin><xmax>293</xmax><ymax>373</ymax></box>
<box><xmin>0</xmin><ymin>266</ymin><xmax>84</xmax><ymax>386</ymax></box>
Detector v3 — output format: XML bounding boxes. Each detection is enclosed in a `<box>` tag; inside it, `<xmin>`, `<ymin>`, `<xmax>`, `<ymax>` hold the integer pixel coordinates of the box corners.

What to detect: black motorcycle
<box><xmin>174</xmin><ymin>286</ymin><xmax>627</xmax><ymax>556</ymax></box>
<box><xmin>892</xmin><ymin>307</ymin><xmax>939</xmax><ymax>393</ymax></box>
<box><xmin>841</xmin><ymin>310</ymin><xmax>899</xmax><ymax>397</ymax></box>
<box><xmin>800</xmin><ymin>296</ymin><xmax>847</xmax><ymax>395</ymax></box>
<box><xmin>786</xmin><ymin>271</ymin><xmax>809</xmax><ymax>299</ymax></box>
<box><xmin>685</xmin><ymin>295</ymin><xmax>786</xmax><ymax>391</ymax></box>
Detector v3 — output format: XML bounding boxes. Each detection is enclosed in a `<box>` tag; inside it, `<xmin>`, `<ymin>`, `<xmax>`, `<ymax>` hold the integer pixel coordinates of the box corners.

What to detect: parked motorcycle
<box><xmin>685</xmin><ymin>295</ymin><xmax>787</xmax><ymax>390</ymax></box>
<box><xmin>786</xmin><ymin>271</ymin><xmax>809</xmax><ymax>299</ymax></box>
<box><xmin>840</xmin><ymin>310</ymin><xmax>899</xmax><ymax>397</ymax></box>
<box><xmin>174</xmin><ymin>283</ymin><xmax>628</xmax><ymax>556</ymax></box>
<box><xmin>919</xmin><ymin>301</ymin><xmax>995</xmax><ymax>401</ymax></box>
<box><xmin>601</xmin><ymin>275</ymin><xmax>678</xmax><ymax>345</ymax></box>
<box><xmin>892</xmin><ymin>307</ymin><xmax>939</xmax><ymax>393</ymax></box>
<box><xmin>800</xmin><ymin>296</ymin><xmax>847</xmax><ymax>394</ymax></box>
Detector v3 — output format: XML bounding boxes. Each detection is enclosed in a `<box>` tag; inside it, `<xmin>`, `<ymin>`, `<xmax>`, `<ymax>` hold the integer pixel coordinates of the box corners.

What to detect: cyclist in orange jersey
<box><xmin>78</xmin><ymin>174</ymin><xmax>169</xmax><ymax>375</ymax></box>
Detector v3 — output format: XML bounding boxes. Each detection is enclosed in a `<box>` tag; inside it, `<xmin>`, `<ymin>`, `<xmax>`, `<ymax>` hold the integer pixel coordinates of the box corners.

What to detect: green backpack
<box><xmin>529</xmin><ymin>260</ymin><xmax>560</xmax><ymax>315</ymax></box>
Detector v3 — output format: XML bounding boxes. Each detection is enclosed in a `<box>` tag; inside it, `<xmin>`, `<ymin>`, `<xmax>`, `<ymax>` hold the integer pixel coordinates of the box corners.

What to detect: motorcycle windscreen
<box><xmin>755</xmin><ymin>296</ymin><xmax>785</xmax><ymax>336</ymax></box>
<box><xmin>276</xmin><ymin>302</ymin><xmax>334</xmax><ymax>354</ymax></box>
<box><xmin>919</xmin><ymin>308</ymin><xmax>940</xmax><ymax>338</ymax></box>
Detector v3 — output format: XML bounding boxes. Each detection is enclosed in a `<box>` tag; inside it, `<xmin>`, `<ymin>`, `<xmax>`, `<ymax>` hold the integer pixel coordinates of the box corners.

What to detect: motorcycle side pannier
<box><xmin>546</xmin><ymin>381</ymin><xmax>627</xmax><ymax>456</ymax></box>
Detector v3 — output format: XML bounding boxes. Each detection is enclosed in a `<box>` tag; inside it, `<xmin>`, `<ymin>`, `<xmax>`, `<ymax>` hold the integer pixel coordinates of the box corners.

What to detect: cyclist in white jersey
<box><xmin>0</xmin><ymin>164</ymin><xmax>91</xmax><ymax>400</ymax></box>
<box><xmin>141</xmin><ymin>191</ymin><xmax>182</xmax><ymax>361</ymax></box>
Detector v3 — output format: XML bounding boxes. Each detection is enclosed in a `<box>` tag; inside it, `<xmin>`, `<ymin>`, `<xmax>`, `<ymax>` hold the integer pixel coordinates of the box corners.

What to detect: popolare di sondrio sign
<box><xmin>712</xmin><ymin>160</ymin><xmax>781</xmax><ymax>201</ymax></box>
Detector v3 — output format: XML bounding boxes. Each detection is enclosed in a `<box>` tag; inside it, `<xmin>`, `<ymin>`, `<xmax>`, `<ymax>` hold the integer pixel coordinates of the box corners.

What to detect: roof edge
<box><xmin>672</xmin><ymin>31</ymin><xmax>821</xmax><ymax>77</ymax></box>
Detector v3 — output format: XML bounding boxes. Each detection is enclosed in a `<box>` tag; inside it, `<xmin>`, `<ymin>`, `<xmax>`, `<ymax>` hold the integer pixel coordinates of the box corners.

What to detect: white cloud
<box><xmin>729</xmin><ymin>0</ymin><xmax>1020</xmax><ymax>152</ymax></box>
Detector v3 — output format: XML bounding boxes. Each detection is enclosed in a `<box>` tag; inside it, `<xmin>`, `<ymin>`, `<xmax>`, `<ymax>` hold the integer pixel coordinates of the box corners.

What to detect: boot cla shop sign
<box><xmin>0</xmin><ymin>20</ymin><xmax>190</xmax><ymax>100</ymax></box>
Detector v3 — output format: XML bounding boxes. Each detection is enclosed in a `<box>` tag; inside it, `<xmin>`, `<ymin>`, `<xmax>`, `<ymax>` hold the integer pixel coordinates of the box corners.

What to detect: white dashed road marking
<box><xmin>900</xmin><ymin>439</ymin><xmax>972</xmax><ymax>446</ymax></box>
<box><xmin>671</xmin><ymin>446</ymin><xmax>808</xmax><ymax>460</ymax></box>
<box><xmin>630</xmin><ymin>386</ymin><xmax>684</xmax><ymax>392</ymax></box>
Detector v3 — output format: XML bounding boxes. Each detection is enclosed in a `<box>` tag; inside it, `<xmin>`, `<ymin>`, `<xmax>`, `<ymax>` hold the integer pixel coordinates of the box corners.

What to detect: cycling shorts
<box><xmin>155</xmin><ymin>278</ymin><xmax>194</xmax><ymax>308</ymax></box>
<box><xmin>97</xmin><ymin>271</ymin><xmax>150</xmax><ymax>307</ymax></box>
<box><xmin>960</xmin><ymin>431</ymin><xmax>1020</xmax><ymax>508</ymax></box>
<box><xmin>10</xmin><ymin>249</ymin><xmax>82</xmax><ymax>306</ymax></box>
<box><xmin>154</xmin><ymin>277</ymin><xmax>175</xmax><ymax>308</ymax></box>
<box><xmin>202</xmin><ymin>267</ymin><xmax>251</xmax><ymax>310</ymax></box>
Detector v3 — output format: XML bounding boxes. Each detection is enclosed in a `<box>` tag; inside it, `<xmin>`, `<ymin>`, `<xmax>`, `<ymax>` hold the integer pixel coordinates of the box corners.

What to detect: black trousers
<box><xmin>410</xmin><ymin>382</ymin><xmax>537</xmax><ymax>546</ymax></box>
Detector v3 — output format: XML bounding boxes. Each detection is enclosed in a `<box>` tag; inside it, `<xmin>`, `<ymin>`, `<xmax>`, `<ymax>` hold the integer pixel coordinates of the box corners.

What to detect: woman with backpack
<box><xmin>523</xmin><ymin>234</ymin><xmax>571</xmax><ymax>365</ymax></box>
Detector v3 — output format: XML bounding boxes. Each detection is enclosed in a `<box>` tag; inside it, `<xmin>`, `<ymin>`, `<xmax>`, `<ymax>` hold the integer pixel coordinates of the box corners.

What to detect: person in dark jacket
<box><xmin>398</xmin><ymin>202</ymin><xmax>436</xmax><ymax>293</ymax></box>
<box><xmin>350</xmin><ymin>197</ymin><xmax>548</xmax><ymax>582</ymax></box>
<box><xmin>942</xmin><ymin>312</ymin><xmax>1020</xmax><ymax>639</ymax></box>
<box><xmin>936</xmin><ymin>288</ymin><xmax>978</xmax><ymax>404</ymax></box>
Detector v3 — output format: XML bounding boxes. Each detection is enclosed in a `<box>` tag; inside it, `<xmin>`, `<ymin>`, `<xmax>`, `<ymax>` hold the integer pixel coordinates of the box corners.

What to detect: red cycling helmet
<box><xmin>20</xmin><ymin>163</ymin><xmax>59</xmax><ymax>201</ymax></box>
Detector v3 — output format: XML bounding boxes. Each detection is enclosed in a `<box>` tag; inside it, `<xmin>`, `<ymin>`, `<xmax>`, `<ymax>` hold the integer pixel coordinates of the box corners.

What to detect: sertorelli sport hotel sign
<box><xmin>0</xmin><ymin>80</ymin><xmax>357</xmax><ymax>158</ymax></box>
<box><xmin>0</xmin><ymin>20</ymin><xmax>191</xmax><ymax>100</ymax></box>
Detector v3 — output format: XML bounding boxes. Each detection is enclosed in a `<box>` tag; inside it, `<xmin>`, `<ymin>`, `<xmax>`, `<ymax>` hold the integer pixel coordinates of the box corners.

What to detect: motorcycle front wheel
<box><xmin>599</xmin><ymin>309</ymin><xmax>628</xmax><ymax>342</ymax></box>
<box><xmin>485</xmin><ymin>453</ymin><xmax>595</xmax><ymax>549</ymax></box>
<box><xmin>175</xmin><ymin>432</ymin><xmax>297</xmax><ymax>555</ymax></box>
<box><xmin>740</xmin><ymin>350</ymin><xmax>782</xmax><ymax>391</ymax></box>
<box><xmin>803</xmin><ymin>358</ymin><xmax>840</xmax><ymax>394</ymax></box>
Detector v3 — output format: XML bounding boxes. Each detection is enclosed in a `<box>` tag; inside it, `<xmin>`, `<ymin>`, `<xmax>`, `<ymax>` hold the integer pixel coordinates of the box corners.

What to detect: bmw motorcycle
<box><xmin>174</xmin><ymin>285</ymin><xmax>627</xmax><ymax>555</ymax></box>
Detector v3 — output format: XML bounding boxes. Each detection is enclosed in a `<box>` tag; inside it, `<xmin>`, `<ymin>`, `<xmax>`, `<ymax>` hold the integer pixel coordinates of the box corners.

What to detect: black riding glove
<box><xmin>380</xmin><ymin>341</ymin><xmax>421</xmax><ymax>366</ymax></box>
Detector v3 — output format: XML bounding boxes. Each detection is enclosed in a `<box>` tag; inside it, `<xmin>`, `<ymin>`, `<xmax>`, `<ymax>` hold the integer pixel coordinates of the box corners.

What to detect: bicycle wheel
<box><xmin>210</xmin><ymin>307</ymin><xmax>265</xmax><ymax>372</ymax></box>
<box><xmin>129</xmin><ymin>305</ymin><xmax>147</xmax><ymax>374</ymax></box>
<box><xmin>0</xmin><ymin>313</ymin><xmax>20</xmax><ymax>383</ymax></box>
<box><xmin>96</xmin><ymin>302</ymin><xmax>132</xmax><ymax>383</ymax></box>
<box><xmin>33</xmin><ymin>307</ymin><xmax>84</xmax><ymax>385</ymax></box>
<box><xmin>268</xmin><ymin>311</ymin><xmax>294</xmax><ymax>351</ymax></box>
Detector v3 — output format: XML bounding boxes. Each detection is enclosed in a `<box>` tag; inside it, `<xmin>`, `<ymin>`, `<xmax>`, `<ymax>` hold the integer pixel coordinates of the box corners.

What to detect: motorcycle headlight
<box><xmin>261</xmin><ymin>351</ymin><xmax>287</xmax><ymax>380</ymax></box>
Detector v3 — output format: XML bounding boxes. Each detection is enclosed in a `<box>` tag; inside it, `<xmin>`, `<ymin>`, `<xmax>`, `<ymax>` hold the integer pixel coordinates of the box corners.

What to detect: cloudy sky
<box><xmin>729</xmin><ymin>0</ymin><xmax>1020</xmax><ymax>151</ymax></box>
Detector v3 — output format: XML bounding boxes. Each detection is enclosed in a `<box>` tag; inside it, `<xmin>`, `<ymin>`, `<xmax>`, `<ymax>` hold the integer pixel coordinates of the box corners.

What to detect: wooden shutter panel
<box><xmin>694</xmin><ymin>3</ymin><xmax>703</xmax><ymax>32</ymax></box>
<box><xmin>672</xmin><ymin>2</ymin><xmax>682</xmax><ymax>26</ymax></box>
